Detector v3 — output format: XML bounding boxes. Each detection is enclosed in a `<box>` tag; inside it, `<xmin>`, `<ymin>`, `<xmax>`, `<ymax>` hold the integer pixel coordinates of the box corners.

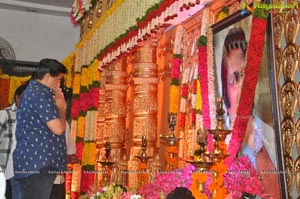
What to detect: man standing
<box><xmin>13</xmin><ymin>58</ymin><xmax>68</xmax><ymax>199</ymax></box>
<box><xmin>0</xmin><ymin>84</ymin><xmax>27</xmax><ymax>199</ymax></box>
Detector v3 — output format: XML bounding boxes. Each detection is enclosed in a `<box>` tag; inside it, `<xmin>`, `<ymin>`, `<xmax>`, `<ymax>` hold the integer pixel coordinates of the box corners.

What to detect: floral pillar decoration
<box><xmin>69</xmin><ymin>59</ymin><xmax>100</xmax><ymax>196</ymax></box>
<box><xmin>62</xmin><ymin>52</ymin><xmax>76</xmax><ymax>199</ymax></box>
<box><xmin>81</xmin><ymin>59</ymin><xmax>100</xmax><ymax>193</ymax></box>
<box><xmin>70</xmin><ymin>70</ymin><xmax>82</xmax><ymax>198</ymax></box>
<box><xmin>62</xmin><ymin>52</ymin><xmax>76</xmax><ymax>88</ymax></box>
<box><xmin>78</xmin><ymin>65</ymin><xmax>92</xmax><ymax>194</ymax></box>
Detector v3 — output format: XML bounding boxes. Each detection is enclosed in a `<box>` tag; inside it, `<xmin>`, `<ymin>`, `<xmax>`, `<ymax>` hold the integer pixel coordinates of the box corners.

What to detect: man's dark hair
<box><xmin>166</xmin><ymin>187</ymin><xmax>195</xmax><ymax>199</ymax></box>
<box><xmin>14</xmin><ymin>84</ymin><xmax>28</xmax><ymax>98</ymax></box>
<box><xmin>32</xmin><ymin>58</ymin><xmax>67</xmax><ymax>80</ymax></box>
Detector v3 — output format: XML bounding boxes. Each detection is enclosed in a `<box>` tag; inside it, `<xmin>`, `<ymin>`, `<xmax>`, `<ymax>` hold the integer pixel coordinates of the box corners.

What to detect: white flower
<box><xmin>82</xmin><ymin>0</ymin><xmax>92</xmax><ymax>11</ymax></box>
<box><xmin>96</xmin><ymin>191</ymin><xmax>101</xmax><ymax>196</ymax></box>
<box><xmin>102</xmin><ymin>186</ymin><xmax>108</xmax><ymax>192</ymax></box>
<box><xmin>130</xmin><ymin>195</ymin><xmax>142</xmax><ymax>199</ymax></box>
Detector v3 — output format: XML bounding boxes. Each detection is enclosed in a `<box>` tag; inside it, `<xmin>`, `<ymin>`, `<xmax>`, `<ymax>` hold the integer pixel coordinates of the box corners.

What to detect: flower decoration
<box><xmin>216</xmin><ymin>7</ymin><xmax>229</xmax><ymax>22</ymax></box>
<box><xmin>209</xmin><ymin>161</ymin><xmax>228</xmax><ymax>199</ymax></box>
<box><xmin>71</xmin><ymin>0</ymin><xmax>96</xmax><ymax>25</ymax></box>
<box><xmin>179</xmin><ymin>81</ymin><xmax>188</xmax><ymax>129</ymax></box>
<box><xmin>138</xmin><ymin>162</ymin><xmax>149</xmax><ymax>189</ymax></box>
<box><xmin>190</xmin><ymin>172</ymin><xmax>208</xmax><ymax>199</ymax></box>
<box><xmin>224</xmin><ymin>156</ymin><xmax>267</xmax><ymax>198</ymax></box>
<box><xmin>62</xmin><ymin>52</ymin><xmax>75</xmax><ymax>88</ymax></box>
<box><xmin>81</xmin><ymin>184</ymin><xmax>127</xmax><ymax>199</ymax></box>
<box><xmin>169</xmin><ymin>54</ymin><xmax>181</xmax><ymax>114</ymax></box>
<box><xmin>191</xmin><ymin>78</ymin><xmax>197</xmax><ymax>125</ymax></box>
<box><xmin>226</xmin><ymin>10</ymin><xmax>269</xmax><ymax>166</ymax></box>
<box><xmin>138</xmin><ymin>164</ymin><xmax>194</xmax><ymax>198</ymax></box>
<box><xmin>197</xmin><ymin>35</ymin><xmax>210</xmax><ymax>129</ymax></box>
<box><xmin>165</xmin><ymin>146</ymin><xmax>179</xmax><ymax>170</ymax></box>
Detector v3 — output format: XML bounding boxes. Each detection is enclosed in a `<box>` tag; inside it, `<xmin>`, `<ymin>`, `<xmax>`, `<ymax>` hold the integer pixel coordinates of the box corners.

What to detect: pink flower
<box><xmin>171</xmin><ymin>58</ymin><xmax>181</xmax><ymax>79</ymax></box>
<box><xmin>224</xmin><ymin>156</ymin><xmax>266</xmax><ymax>198</ymax></box>
<box><xmin>138</xmin><ymin>165</ymin><xmax>194</xmax><ymax>198</ymax></box>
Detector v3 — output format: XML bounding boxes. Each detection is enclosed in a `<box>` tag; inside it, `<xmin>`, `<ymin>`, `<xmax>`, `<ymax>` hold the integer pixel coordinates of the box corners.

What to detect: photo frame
<box><xmin>211</xmin><ymin>9</ymin><xmax>287</xmax><ymax>198</ymax></box>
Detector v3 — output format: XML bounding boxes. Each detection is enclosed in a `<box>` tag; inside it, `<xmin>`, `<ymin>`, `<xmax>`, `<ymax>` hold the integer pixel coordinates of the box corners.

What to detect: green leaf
<box><xmin>197</xmin><ymin>35</ymin><xmax>207</xmax><ymax>47</ymax></box>
<box><xmin>253</xmin><ymin>8</ymin><xmax>269</xmax><ymax>20</ymax></box>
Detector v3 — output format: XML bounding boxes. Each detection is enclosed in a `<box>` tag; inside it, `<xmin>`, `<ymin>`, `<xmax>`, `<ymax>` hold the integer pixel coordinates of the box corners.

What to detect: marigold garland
<box><xmin>65</xmin><ymin>164</ymin><xmax>74</xmax><ymax>198</ymax></box>
<box><xmin>62</xmin><ymin>52</ymin><xmax>75</xmax><ymax>88</ymax></box>
<box><xmin>77</xmin><ymin>116</ymin><xmax>86</xmax><ymax>138</ymax></box>
<box><xmin>169</xmin><ymin>85</ymin><xmax>180</xmax><ymax>114</ymax></box>
<box><xmin>209</xmin><ymin>161</ymin><xmax>228</xmax><ymax>199</ymax></box>
<box><xmin>191</xmin><ymin>172</ymin><xmax>209</xmax><ymax>199</ymax></box>
<box><xmin>73</xmin><ymin>73</ymin><xmax>81</xmax><ymax>95</ymax></box>
<box><xmin>81</xmin><ymin>144</ymin><xmax>96</xmax><ymax>195</ymax></box>
<box><xmin>88</xmin><ymin>59</ymin><xmax>100</xmax><ymax>86</ymax></box>
<box><xmin>165</xmin><ymin>146</ymin><xmax>179</xmax><ymax>170</ymax></box>
<box><xmin>0</xmin><ymin>75</ymin><xmax>30</xmax><ymax>109</ymax></box>
<box><xmin>138</xmin><ymin>162</ymin><xmax>149</xmax><ymax>188</ymax></box>
<box><xmin>80</xmin><ymin>66</ymin><xmax>89</xmax><ymax>89</ymax></box>
<box><xmin>71</xmin><ymin>164</ymin><xmax>82</xmax><ymax>193</ymax></box>
<box><xmin>169</xmin><ymin>55</ymin><xmax>181</xmax><ymax>114</ymax></box>
<box><xmin>195</xmin><ymin>80</ymin><xmax>202</xmax><ymax>111</ymax></box>
<box><xmin>81</xmin><ymin>141</ymin><xmax>96</xmax><ymax>166</ymax></box>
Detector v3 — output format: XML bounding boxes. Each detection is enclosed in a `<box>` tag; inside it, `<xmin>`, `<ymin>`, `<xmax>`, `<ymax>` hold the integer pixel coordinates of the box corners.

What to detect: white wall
<box><xmin>0</xmin><ymin>8</ymin><xmax>79</xmax><ymax>62</ymax></box>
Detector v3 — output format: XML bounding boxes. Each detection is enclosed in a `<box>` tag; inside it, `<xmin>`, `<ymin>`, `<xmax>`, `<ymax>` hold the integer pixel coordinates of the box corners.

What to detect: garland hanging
<box><xmin>179</xmin><ymin>69</ymin><xmax>189</xmax><ymax>129</ymax></box>
<box><xmin>165</xmin><ymin>146</ymin><xmax>179</xmax><ymax>170</ymax></box>
<box><xmin>190</xmin><ymin>172</ymin><xmax>209</xmax><ymax>199</ymax></box>
<box><xmin>226</xmin><ymin>9</ymin><xmax>269</xmax><ymax>166</ymax></box>
<box><xmin>169</xmin><ymin>54</ymin><xmax>182</xmax><ymax>114</ymax></box>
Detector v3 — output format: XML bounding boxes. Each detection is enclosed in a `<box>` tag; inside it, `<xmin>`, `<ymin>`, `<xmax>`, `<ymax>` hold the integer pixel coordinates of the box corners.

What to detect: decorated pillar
<box><xmin>95</xmin><ymin>71</ymin><xmax>106</xmax><ymax>187</ymax></box>
<box><xmin>128</xmin><ymin>39</ymin><xmax>160</xmax><ymax>188</ymax></box>
<box><xmin>102</xmin><ymin>58</ymin><xmax>127</xmax><ymax>184</ymax></box>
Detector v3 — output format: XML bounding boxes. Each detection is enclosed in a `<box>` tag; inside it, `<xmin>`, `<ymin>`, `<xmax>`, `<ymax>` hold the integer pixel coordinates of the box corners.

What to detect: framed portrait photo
<box><xmin>211</xmin><ymin>10</ymin><xmax>286</xmax><ymax>198</ymax></box>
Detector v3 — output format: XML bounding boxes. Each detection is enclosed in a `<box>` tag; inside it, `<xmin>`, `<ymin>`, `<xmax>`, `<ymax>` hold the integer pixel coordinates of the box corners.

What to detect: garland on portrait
<box><xmin>225</xmin><ymin>8</ymin><xmax>270</xmax><ymax>166</ymax></box>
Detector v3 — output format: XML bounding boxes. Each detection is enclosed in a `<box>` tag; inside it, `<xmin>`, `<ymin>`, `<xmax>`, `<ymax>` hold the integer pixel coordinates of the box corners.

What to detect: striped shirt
<box><xmin>0</xmin><ymin>103</ymin><xmax>17</xmax><ymax>172</ymax></box>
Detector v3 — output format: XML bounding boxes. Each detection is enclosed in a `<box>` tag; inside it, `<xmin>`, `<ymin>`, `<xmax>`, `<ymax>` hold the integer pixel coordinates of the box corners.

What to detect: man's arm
<box><xmin>47</xmin><ymin>88</ymin><xmax>66</xmax><ymax>135</ymax></box>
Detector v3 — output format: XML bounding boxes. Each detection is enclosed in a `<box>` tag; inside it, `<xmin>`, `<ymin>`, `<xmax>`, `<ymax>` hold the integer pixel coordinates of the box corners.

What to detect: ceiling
<box><xmin>0</xmin><ymin>0</ymin><xmax>74</xmax><ymax>17</ymax></box>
